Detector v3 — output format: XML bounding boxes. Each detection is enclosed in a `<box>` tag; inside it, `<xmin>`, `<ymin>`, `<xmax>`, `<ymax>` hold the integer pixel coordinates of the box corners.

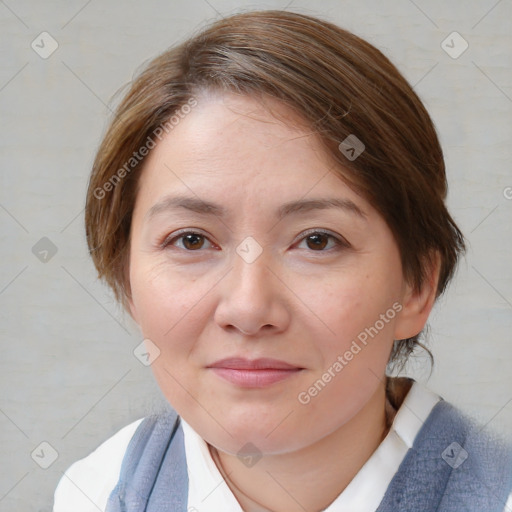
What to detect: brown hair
<box><xmin>85</xmin><ymin>10</ymin><xmax>465</xmax><ymax>367</ymax></box>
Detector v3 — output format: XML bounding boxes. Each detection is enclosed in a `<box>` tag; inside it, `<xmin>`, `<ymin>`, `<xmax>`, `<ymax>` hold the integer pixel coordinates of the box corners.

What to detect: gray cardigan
<box><xmin>106</xmin><ymin>399</ymin><xmax>512</xmax><ymax>512</ymax></box>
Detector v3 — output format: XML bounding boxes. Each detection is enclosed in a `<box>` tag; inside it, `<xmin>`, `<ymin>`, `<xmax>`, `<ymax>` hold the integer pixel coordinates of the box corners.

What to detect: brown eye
<box><xmin>306</xmin><ymin>233</ymin><xmax>329</xmax><ymax>250</ymax></box>
<box><xmin>163</xmin><ymin>231</ymin><xmax>213</xmax><ymax>251</ymax></box>
<box><xmin>182</xmin><ymin>233</ymin><xmax>205</xmax><ymax>250</ymax></box>
<box><xmin>296</xmin><ymin>230</ymin><xmax>346</xmax><ymax>252</ymax></box>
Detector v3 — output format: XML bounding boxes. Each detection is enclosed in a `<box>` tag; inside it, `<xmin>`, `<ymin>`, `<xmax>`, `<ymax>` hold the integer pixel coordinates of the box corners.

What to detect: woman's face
<box><xmin>128</xmin><ymin>92</ymin><xmax>415</xmax><ymax>455</ymax></box>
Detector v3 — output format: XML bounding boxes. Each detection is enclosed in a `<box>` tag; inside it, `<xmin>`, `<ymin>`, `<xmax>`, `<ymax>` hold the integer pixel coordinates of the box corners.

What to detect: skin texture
<box><xmin>128</xmin><ymin>92</ymin><xmax>439</xmax><ymax>511</ymax></box>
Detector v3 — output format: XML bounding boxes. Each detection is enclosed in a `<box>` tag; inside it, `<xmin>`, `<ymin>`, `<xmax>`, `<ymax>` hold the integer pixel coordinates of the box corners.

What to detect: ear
<box><xmin>393</xmin><ymin>252</ymin><xmax>441</xmax><ymax>340</ymax></box>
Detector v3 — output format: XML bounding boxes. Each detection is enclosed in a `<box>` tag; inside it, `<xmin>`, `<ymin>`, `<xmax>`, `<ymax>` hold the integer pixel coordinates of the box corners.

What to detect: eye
<box><xmin>161</xmin><ymin>230</ymin><xmax>215</xmax><ymax>251</ymax></box>
<box><xmin>295</xmin><ymin>230</ymin><xmax>347</xmax><ymax>252</ymax></box>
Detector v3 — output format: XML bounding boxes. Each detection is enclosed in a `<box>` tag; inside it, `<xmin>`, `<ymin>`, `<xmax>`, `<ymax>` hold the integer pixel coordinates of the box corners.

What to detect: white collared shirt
<box><xmin>53</xmin><ymin>382</ymin><xmax>512</xmax><ymax>511</ymax></box>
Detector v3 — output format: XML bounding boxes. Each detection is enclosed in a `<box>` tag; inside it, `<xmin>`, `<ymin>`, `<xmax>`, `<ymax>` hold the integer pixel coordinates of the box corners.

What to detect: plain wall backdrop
<box><xmin>0</xmin><ymin>0</ymin><xmax>511</xmax><ymax>510</ymax></box>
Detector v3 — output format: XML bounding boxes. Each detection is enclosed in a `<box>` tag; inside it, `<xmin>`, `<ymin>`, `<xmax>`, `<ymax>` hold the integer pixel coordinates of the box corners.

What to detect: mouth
<box><xmin>207</xmin><ymin>357</ymin><xmax>304</xmax><ymax>388</ymax></box>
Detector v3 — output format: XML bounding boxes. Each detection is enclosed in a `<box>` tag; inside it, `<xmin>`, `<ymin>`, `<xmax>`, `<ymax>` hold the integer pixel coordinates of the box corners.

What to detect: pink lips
<box><xmin>207</xmin><ymin>357</ymin><xmax>303</xmax><ymax>388</ymax></box>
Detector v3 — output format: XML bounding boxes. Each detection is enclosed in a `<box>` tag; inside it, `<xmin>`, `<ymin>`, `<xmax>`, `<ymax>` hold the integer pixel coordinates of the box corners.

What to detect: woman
<box><xmin>53</xmin><ymin>10</ymin><xmax>512</xmax><ymax>512</ymax></box>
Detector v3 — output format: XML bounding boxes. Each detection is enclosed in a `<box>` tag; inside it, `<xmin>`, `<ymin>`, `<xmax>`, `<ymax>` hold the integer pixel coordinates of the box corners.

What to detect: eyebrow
<box><xmin>145</xmin><ymin>194</ymin><xmax>367</xmax><ymax>222</ymax></box>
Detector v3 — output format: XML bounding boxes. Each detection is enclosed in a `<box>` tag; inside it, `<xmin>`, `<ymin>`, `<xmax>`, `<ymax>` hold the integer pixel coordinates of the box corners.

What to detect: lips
<box><xmin>207</xmin><ymin>357</ymin><xmax>303</xmax><ymax>388</ymax></box>
<box><xmin>208</xmin><ymin>357</ymin><xmax>301</xmax><ymax>370</ymax></box>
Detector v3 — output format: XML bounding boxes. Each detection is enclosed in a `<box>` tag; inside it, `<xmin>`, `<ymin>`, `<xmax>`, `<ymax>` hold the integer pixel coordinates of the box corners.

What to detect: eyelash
<box><xmin>160</xmin><ymin>228</ymin><xmax>349</xmax><ymax>253</ymax></box>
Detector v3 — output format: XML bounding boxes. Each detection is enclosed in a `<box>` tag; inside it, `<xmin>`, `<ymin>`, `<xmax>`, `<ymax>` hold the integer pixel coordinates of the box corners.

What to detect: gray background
<box><xmin>0</xmin><ymin>0</ymin><xmax>511</xmax><ymax>510</ymax></box>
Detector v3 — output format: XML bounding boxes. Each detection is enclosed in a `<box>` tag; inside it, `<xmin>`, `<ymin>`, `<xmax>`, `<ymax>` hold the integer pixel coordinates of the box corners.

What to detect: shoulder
<box><xmin>411</xmin><ymin>393</ymin><xmax>512</xmax><ymax>480</ymax></box>
<box><xmin>407</xmin><ymin>397</ymin><xmax>512</xmax><ymax>509</ymax></box>
<box><xmin>53</xmin><ymin>418</ymin><xmax>144</xmax><ymax>512</ymax></box>
<box><xmin>380</xmin><ymin>384</ymin><xmax>512</xmax><ymax>511</ymax></box>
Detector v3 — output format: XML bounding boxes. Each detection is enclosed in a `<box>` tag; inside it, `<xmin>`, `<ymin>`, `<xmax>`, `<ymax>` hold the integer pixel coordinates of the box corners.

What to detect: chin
<box><xmin>208</xmin><ymin>427</ymin><xmax>310</xmax><ymax>457</ymax></box>
<box><xmin>199</xmin><ymin>408</ymin><xmax>329</xmax><ymax>457</ymax></box>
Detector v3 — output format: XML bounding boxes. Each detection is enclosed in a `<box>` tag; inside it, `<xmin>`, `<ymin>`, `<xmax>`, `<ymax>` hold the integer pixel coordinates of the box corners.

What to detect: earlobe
<box><xmin>393</xmin><ymin>253</ymin><xmax>441</xmax><ymax>341</ymax></box>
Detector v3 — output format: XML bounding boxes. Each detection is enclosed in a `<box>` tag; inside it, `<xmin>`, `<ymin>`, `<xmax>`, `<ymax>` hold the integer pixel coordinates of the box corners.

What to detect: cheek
<box><xmin>129</xmin><ymin>261</ymin><xmax>216</xmax><ymax>416</ymax></box>
<box><xmin>129</xmin><ymin>260</ymin><xmax>211</xmax><ymax>355</ymax></box>
<box><xmin>290</xmin><ymin>273</ymin><xmax>400</xmax><ymax>440</ymax></box>
<box><xmin>296</xmin><ymin>265</ymin><xmax>401</xmax><ymax>352</ymax></box>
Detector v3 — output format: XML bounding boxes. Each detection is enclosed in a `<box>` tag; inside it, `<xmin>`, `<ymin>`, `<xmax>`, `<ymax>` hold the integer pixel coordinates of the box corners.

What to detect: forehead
<box><xmin>155</xmin><ymin>94</ymin><xmax>322</xmax><ymax>166</ymax></box>
<box><xmin>138</xmin><ymin>94</ymin><xmax>349</xmax><ymax>194</ymax></box>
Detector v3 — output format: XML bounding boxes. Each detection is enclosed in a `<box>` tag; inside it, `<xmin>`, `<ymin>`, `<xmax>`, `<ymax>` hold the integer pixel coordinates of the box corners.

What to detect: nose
<box><xmin>214</xmin><ymin>246</ymin><xmax>291</xmax><ymax>337</ymax></box>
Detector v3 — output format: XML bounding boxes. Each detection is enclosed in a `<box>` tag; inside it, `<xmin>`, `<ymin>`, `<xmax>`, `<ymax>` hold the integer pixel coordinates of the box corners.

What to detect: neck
<box><xmin>210</xmin><ymin>380</ymin><xmax>395</xmax><ymax>512</ymax></box>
